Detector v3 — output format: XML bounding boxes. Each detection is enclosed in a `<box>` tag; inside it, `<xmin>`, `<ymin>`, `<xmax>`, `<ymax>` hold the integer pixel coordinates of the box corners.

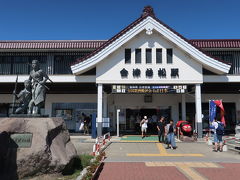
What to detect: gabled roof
<box><xmin>71</xmin><ymin>6</ymin><xmax>231</xmax><ymax>75</ymax></box>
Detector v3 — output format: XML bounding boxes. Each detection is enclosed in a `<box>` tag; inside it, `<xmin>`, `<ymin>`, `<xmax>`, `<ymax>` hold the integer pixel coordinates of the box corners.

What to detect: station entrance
<box><xmin>121</xmin><ymin>107</ymin><xmax>171</xmax><ymax>134</ymax></box>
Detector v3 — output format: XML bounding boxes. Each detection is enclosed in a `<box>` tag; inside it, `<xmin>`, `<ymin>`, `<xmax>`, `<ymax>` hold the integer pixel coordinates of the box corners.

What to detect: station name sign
<box><xmin>112</xmin><ymin>85</ymin><xmax>187</xmax><ymax>94</ymax></box>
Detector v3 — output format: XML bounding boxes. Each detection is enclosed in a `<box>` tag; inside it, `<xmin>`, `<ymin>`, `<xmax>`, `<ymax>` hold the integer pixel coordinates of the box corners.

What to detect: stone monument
<box><xmin>0</xmin><ymin>60</ymin><xmax>77</xmax><ymax>179</ymax></box>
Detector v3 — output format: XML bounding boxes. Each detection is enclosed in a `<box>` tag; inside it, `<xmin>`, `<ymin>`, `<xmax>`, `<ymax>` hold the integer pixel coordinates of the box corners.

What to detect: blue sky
<box><xmin>0</xmin><ymin>0</ymin><xmax>239</xmax><ymax>40</ymax></box>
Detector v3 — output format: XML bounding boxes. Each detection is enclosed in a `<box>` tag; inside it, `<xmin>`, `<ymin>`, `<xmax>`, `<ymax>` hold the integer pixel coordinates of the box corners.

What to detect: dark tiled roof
<box><xmin>1</xmin><ymin>39</ymin><xmax>240</xmax><ymax>50</ymax></box>
<box><xmin>190</xmin><ymin>39</ymin><xmax>240</xmax><ymax>48</ymax></box>
<box><xmin>0</xmin><ymin>40</ymin><xmax>106</xmax><ymax>49</ymax></box>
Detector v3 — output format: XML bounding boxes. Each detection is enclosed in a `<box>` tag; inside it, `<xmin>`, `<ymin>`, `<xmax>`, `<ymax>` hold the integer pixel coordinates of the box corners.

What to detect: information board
<box><xmin>112</xmin><ymin>85</ymin><xmax>187</xmax><ymax>94</ymax></box>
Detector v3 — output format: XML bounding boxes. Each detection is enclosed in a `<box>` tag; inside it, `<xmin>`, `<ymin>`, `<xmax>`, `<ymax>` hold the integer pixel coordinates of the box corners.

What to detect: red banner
<box><xmin>214</xmin><ymin>100</ymin><xmax>226</xmax><ymax>126</ymax></box>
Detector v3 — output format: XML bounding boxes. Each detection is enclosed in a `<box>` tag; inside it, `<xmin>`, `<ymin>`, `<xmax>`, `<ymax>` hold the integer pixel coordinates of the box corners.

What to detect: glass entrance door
<box><xmin>124</xmin><ymin>107</ymin><xmax>171</xmax><ymax>134</ymax></box>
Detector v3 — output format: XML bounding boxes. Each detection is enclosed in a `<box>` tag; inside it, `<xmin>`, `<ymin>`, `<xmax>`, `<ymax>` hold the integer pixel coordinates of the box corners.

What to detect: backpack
<box><xmin>216</xmin><ymin>122</ymin><xmax>224</xmax><ymax>135</ymax></box>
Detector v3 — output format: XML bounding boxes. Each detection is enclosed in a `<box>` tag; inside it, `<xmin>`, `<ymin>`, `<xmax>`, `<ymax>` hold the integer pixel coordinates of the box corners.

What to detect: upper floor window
<box><xmin>125</xmin><ymin>49</ymin><xmax>131</xmax><ymax>64</ymax></box>
<box><xmin>156</xmin><ymin>48</ymin><xmax>162</xmax><ymax>64</ymax></box>
<box><xmin>0</xmin><ymin>55</ymin><xmax>47</xmax><ymax>75</ymax></box>
<box><xmin>135</xmin><ymin>48</ymin><xmax>141</xmax><ymax>63</ymax></box>
<box><xmin>146</xmin><ymin>49</ymin><xmax>152</xmax><ymax>64</ymax></box>
<box><xmin>167</xmin><ymin>49</ymin><xmax>173</xmax><ymax>64</ymax></box>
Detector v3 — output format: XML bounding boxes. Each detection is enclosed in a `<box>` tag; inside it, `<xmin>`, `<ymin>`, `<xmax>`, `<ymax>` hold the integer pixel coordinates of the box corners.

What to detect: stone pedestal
<box><xmin>0</xmin><ymin>117</ymin><xmax>77</xmax><ymax>179</ymax></box>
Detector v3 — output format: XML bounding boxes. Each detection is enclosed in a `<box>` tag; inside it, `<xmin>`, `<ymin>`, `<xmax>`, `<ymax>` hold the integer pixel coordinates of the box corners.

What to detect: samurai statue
<box><xmin>13</xmin><ymin>80</ymin><xmax>32</xmax><ymax>114</ymax></box>
<box><xmin>28</xmin><ymin>59</ymin><xmax>49</xmax><ymax>115</ymax></box>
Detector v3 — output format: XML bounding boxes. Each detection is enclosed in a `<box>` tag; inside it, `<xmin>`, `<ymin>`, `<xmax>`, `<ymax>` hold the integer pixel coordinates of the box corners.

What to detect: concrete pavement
<box><xmin>97</xmin><ymin>136</ymin><xmax>240</xmax><ymax>180</ymax></box>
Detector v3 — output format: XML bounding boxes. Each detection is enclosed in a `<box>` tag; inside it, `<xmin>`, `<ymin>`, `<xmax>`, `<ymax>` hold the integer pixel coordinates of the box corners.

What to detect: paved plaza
<box><xmin>97</xmin><ymin>136</ymin><xmax>240</xmax><ymax>180</ymax></box>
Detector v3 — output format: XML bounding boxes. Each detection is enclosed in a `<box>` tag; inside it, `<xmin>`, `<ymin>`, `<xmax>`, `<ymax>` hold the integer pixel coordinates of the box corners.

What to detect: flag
<box><xmin>209</xmin><ymin>100</ymin><xmax>216</xmax><ymax>123</ymax></box>
<box><xmin>214</xmin><ymin>100</ymin><xmax>226</xmax><ymax>126</ymax></box>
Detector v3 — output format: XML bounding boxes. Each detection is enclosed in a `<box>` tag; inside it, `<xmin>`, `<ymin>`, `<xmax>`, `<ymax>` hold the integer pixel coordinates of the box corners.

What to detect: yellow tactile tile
<box><xmin>156</xmin><ymin>143</ymin><xmax>167</xmax><ymax>154</ymax></box>
<box><xmin>178</xmin><ymin>166</ymin><xmax>207</xmax><ymax>180</ymax></box>
<box><xmin>121</xmin><ymin>140</ymin><xmax>159</xmax><ymax>143</ymax></box>
<box><xmin>145</xmin><ymin>161</ymin><xmax>220</xmax><ymax>180</ymax></box>
<box><xmin>145</xmin><ymin>162</ymin><xmax>154</xmax><ymax>166</ymax></box>
<box><xmin>127</xmin><ymin>143</ymin><xmax>204</xmax><ymax>157</ymax></box>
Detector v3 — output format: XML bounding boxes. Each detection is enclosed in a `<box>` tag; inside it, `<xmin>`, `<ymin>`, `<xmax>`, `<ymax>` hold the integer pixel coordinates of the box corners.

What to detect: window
<box><xmin>54</xmin><ymin>55</ymin><xmax>77</xmax><ymax>74</ymax></box>
<box><xmin>125</xmin><ymin>49</ymin><xmax>131</xmax><ymax>64</ymax></box>
<box><xmin>146</xmin><ymin>49</ymin><xmax>152</xmax><ymax>63</ymax></box>
<box><xmin>144</xmin><ymin>95</ymin><xmax>152</xmax><ymax>103</ymax></box>
<box><xmin>156</xmin><ymin>48</ymin><xmax>162</xmax><ymax>63</ymax></box>
<box><xmin>167</xmin><ymin>49</ymin><xmax>173</xmax><ymax>64</ymax></box>
<box><xmin>135</xmin><ymin>49</ymin><xmax>141</xmax><ymax>63</ymax></box>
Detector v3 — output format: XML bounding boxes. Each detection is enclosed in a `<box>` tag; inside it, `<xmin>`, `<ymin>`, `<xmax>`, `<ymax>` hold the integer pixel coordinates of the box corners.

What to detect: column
<box><xmin>103</xmin><ymin>92</ymin><xmax>108</xmax><ymax>118</ymax></box>
<box><xmin>117</xmin><ymin>109</ymin><xmax>120</xmax><ymax>137</ymax></box>
<box><xmin>97</xmin><ymin>84</ymin><xmax>103</xmax><ymax>137</ymax></box>
<box><xmin>195</xmin><ymin>84</ymin><xmax>202</xmax><ymax>138</ymax></box>
<box><xmin>181</xmin><ymin>94</ymin><xmax>186</xmax><ymax>120</ymax></box>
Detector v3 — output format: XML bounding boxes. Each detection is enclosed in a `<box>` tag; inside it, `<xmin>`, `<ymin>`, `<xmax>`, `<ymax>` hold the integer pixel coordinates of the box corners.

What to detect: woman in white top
<box><xmin>140</xmin><ymin>116</ymin><xmax>148</xmax><ymax>139</ymax></box>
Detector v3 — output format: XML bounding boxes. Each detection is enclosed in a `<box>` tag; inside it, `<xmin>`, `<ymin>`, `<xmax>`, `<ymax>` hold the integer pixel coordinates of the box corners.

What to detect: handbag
<box><xmin>79</xmin><ymin>122</ymin><xmax>84</xmax><ymax>131</ymax></box>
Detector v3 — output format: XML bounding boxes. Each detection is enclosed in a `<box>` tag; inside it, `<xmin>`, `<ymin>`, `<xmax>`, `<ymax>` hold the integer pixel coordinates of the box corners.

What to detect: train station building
<box><xmin>0</xmin><ymin>6</ymin><xmax>239</xmax><ymax>137</ymax></box>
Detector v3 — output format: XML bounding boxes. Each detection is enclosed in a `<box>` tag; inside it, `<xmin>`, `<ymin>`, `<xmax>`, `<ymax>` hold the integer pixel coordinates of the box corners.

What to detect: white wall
<box><xmin>0</xmin><ymin>94</ymin><xmax>97</xmax><ymax>116</ymax></box>
<box><xmin>96</xmin><ymin>31</ymin><xmax>203</xmax><ymax>84</ymax></box>
<box><xmin>45</xmin><ymin>94</ymin><xmax>97</xmax><ymax>116</ymax></box>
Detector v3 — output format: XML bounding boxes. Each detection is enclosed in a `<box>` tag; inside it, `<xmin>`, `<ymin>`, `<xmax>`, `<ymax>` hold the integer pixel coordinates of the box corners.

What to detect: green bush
<box><xmin>80</xmin><ymin>154</ymin><xmax>94</xmax><ymax>169</ymax></box>
<box><xmin>62</xmin><ymin>154</ymin><xmax>94</xmax><ymax>178</ymax></box>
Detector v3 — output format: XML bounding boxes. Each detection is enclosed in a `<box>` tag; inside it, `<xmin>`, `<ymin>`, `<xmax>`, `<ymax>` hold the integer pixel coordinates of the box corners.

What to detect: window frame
<box><xmin>156</xmin><ymin>48</ymin><xmax>162</xmax><ymax>64</ymax></box>
<box><xmin>146</xmin><ymin>48</ymin><xmax>152</xmax><ymax>64</ymax></box>
<box><xmin>135</xmin><ymin>48</ymin><xmax>142</xmax><ymax>64</ymax></box>
<box><xmin>125</xmin><ymin>48</ymin><xmax>131</xmax><ymax>64</ymax></box>
<box><xmin>167</xmin><ymin>48</ymin><xmax>173</xmax><ymax>64</ymax></box>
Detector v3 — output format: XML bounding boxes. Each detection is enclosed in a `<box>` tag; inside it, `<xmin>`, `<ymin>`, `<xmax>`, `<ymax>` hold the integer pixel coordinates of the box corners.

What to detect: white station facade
<box><xmin>0</xmin><ymin>7</ymin><xmax>239</xmax><ymax>137</ymax></box>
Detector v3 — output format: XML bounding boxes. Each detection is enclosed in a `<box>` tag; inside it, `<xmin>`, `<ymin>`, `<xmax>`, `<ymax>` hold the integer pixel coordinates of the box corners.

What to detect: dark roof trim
<box><xmin>0</xmin><ymin>40</ymin><xmax>106</xmax><ymax>49</ymax></box>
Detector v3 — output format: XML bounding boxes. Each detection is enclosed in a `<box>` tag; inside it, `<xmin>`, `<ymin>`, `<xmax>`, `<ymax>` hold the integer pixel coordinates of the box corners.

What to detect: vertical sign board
<box><xmin>10</xmin><ymin>133</ymin><xmax>33</xmax><ymax>148</ymax></box>
<box><xmin>91</xmin><ymin>113</ymin><xmax>97</xmax><ymax>139</ymax></box>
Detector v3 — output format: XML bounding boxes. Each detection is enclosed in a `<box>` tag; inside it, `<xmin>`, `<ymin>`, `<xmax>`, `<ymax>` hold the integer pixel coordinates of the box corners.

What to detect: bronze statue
<box><xmin>13</xmin><ymin>80</ymin><xmax>32</xmax><ymax>114</ymax></box>
<box><xmin>11</xmin><ymin>59</ymin><xmax>52</xmax><ymax>115</ymax></box>
<box><xmin>28</xmin><ymin>60</ymin><xmax>50</xmax><ymax>115</ymax></box>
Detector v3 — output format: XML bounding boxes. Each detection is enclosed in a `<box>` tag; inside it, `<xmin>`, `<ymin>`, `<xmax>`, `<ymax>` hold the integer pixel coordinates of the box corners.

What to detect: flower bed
<box><xmin>82</xmin><ymin>151</ymin><xmax>105</xmax><ymax>180</ymax></box>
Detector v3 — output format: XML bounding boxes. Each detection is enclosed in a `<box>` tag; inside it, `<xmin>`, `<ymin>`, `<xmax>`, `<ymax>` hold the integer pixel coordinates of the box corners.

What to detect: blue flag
<box><xmin>209</xmin><ymin>100</ymin><xmax>216</xmax><ymax>123</ymax></box>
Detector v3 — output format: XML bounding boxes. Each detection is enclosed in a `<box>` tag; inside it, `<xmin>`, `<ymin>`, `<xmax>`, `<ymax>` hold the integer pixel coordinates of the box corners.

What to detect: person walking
<box><xmin>82</xmin><ymin>113</ymin><xmax>90</xmax><ymax>135</ymax></box>
<box><xmin>212</xmin><ymin>118</ymin><xmax>224</xmax><ymax>152</ymax></box>
<box><xmin>140</xmin><ymin>116</ymin><xmax>148</xmax><ymax>139</ymax></box>
<box><xmin>165</xmin><ymin>120</ymin><xmax>177</xmax><ymax>149</ymax></box>
<box><xmin>157</xmin><ymin>116</ymin><xmax>165</xmax><ymax>143</ymax></box>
